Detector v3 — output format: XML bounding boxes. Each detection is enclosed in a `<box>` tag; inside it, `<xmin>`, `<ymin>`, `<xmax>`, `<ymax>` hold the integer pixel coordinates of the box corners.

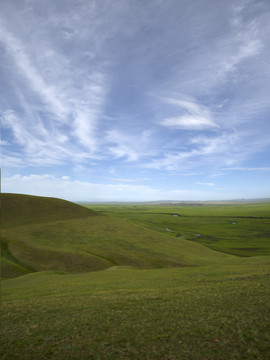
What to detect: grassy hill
<box><xmin>1</xmin><ymin>193</ymin><xmax>237</xmax><ymax>278</ymax></box>
<box><xmin>1</xmin><ymin>194</ymin><xmax>270</xmax><ymax>359</ymax></box>
<box><xmin>1</xmin><ymin>193</ymin><xmax>99</xmax><ymax>228</ymax></box>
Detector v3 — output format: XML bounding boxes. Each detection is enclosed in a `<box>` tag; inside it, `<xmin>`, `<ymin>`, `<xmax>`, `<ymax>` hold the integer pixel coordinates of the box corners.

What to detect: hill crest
<box><xmin>1</xmin><ymin>193</ymin><xmax>101</xmax><ymax>229</ymax></box>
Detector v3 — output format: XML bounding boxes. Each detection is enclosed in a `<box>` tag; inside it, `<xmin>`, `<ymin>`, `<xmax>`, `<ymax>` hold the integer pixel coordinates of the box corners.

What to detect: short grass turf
<box><xmin>1</xmin><ymin>262</ymin><xmax>270</xmax><ymax>360</ymax></box>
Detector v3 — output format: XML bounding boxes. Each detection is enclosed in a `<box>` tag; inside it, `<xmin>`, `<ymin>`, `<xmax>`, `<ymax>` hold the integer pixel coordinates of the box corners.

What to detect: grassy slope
<box><xmin>85</xmin><ymin>202</ymin><xmax>270</xmax><ymax>257</ymax></box>
<box><xmin>1</xmin><ymin>193</ymin><xmax>102</xmax><ymax>278</ymax></box>
<box><xmin>1</xmin><ymin>263</ymin><xmax>270</xmax><ymax>360</ymax></box>
<box><xmin>1</xmin><ymin>194</ymin><xmax>235</xmax><ymax>279</ymax></box>
<box><xmin>1</xmin><ymin>193</ymin><xmax>99</xmax><ymax>228</ymax></box>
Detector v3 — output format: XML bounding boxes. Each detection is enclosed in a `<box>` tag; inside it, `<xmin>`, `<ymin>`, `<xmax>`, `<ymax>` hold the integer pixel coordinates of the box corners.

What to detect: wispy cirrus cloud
<box><xmin>144</xmin><ymin>132</ymin><xmax>237</xmax><ymax>171</ymax></box>
<box><xmin>160</xmin><ymin>98</ymin><xmax>218</xmax><ymax>130</ymax></box>
<box><xmin>105</xmin><ymin>130</ymin><xmax>140</xmax><ymax>161</ymax></box>
<box><xmin>223</xmin><ymin>167</ymin><xmax>270</xmax><ymax>171</ymax></box>
<box><xmin>0</xmin><ymin>18</ymin><xmax>108</xmax><ymax>165</ymax></box>
<box><xmin>104</xmin><ymin>177</ymin><xmax>141</xmax><ymax>183</ymax></box>
<box><xmin>0</xmin><ymin>22</ymin><xmax>68</xmax><ymax>119</ymax></box>
<box><xmin>1</xmin><ymin>110</ymin><xmax>84</xmax><ymax>167</ymax></box>
<box><xmin>197</xmin><ymin>182</ymin><xmax>215</xmax><ymax>187</ymax></box>
<box><xmin>105</xmin><ymin>129</ymin><xmax>155</xmax><ymax>162</ymax></box>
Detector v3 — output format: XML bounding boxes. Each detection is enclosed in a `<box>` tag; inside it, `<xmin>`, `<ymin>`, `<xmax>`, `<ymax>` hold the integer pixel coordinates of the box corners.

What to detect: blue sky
<box><xmin>1</xmin><ymin>0</ymin><xmax>270</xmax><ymax>202</ymax></box>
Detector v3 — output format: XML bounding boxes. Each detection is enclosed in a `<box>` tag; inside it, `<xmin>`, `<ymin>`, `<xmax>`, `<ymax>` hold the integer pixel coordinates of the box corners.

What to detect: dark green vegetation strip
<box><xmin>85</xmin><ymin>202</ymin><xmax>270</xmax><ymax>257</ymax></box>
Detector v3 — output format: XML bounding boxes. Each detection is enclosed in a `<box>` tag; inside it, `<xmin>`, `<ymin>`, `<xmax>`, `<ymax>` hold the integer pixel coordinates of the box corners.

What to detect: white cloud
<box><xmin>1</xmin><ymin>110</ymin><xmax>77</xmax><ymax>166</ymax></box>
<box><xmin>217</xmin><ymin>38</ymin><xmax>262</xmax><ymax>80</ymax></box>
<box><xmin>2</xmin><ymin>174</ymin><xmax>161</xmax><ymax>202</ymax></box>
<box><xmin>197</xmin><ymin>182</ymin><xmax>215</xmax><ymax>187</ymax></box>
<box><xmin>104</xmin><ymin>177</ymin><xmax>140</xmax><ymax>183</ymax></box>
<box><xmin>2</xmin><ymin>173</ymin><xmax>238</xmax><ymax>202</ymax></box>
<box><xmin>223</xmin><ymin>167</ymin><xmax>270</xmax><ymax>171</ymax></box>
<box><xmin>72</xmin><ymin>110</ymin><xmax>98</xmax><ymax>153</ymax></box>
<box><xmin>143</xmin><ymin>130</ymin><xmax>252</xmax><ymax>172</ymax></box>
<box><xmin>105</xmin><ymin>130</ymin><xmax>154</xmax><ymax>162</ymax></box>
<box><xmin>0</xmin><ymin>23</ymin><xmax>68</xmax><ymax>119</ymax></box>
<box><xmin>0</xmin><ymin>154</ymin><xmax>25</xmax><ymax>168</ymax></box>
<box><xmin>1</xmin><ymin>110</ymin><xmax>43</xmax><ymax>151</ymax></box>
<box><xmin>190</xmin><ymin>133</ymin><xmax>237</xmax><ymax>156</ymax></box>
<box><xmin>0</xmin><ymin>20</ymin><xmax>108</xmax><ymax>160</ymax></box>
<box><xmin>161</xmin><ymin>115</ymin><xmax>217</xmax><ymax>130</ymax></box>
<box><xmin>160</xmin><ymin>98</ymin><xmax>218</xmax><ymax>130</ymax></box>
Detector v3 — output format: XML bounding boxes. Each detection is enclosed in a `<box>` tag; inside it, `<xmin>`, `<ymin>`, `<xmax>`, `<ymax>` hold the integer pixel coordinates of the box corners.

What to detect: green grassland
<box><xmin>1</xmin><ymin>264</ymin><xmax>270</xmax><ymax>359</ymax></box>
<box><xmin>1</xmin><ymin>194</ymin><xmax>239</xmax><ymax>279</ymax></box>
<box><xmin>84</xmin><ymin>202</ymin><xmax>270</xmax><ymax>257</ymax></box>
<box><xmin>1</xmin><ymin>194</ymin><xmax>270</xmax><ymax>359</ymax></box>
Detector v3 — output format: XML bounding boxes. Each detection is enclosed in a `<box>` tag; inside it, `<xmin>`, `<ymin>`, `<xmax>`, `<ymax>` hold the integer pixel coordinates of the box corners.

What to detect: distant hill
<box><xmin>1</xmin><ymin>193</ymin><xmax>236</xmax><ymax>279</ymax></box>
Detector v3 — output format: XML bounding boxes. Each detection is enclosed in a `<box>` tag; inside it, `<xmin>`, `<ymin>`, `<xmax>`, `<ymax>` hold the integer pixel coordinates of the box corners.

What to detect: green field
<box><xmin>1</xmin><ymin>194</ymin><xmax>270</xmax><ymax>359</ymax></box>
<box><xmin>84</xmin><ymin>202</ymin><xmax>270</xmax><ymax>257</ymax></box>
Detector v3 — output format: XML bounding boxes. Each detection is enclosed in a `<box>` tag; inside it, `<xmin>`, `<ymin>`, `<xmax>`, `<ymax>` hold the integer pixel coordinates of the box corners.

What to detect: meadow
<box><xmin>85</xmin><ymin>201</ymin><xmax>270</xmax><ymax>257</ymax></box>
<box><xmin>1</xmin><ymin>194</ymin><xmax>270</xmax><ymax>359</ymax></box>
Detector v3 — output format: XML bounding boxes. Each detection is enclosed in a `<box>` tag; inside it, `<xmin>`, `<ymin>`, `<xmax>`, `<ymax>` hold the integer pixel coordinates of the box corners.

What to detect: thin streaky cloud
<box><xmin>0</xmin><ymin>23</ymin><xmax>68</xmax><ymax>119</ymax></box>
<box><xmin>104</xmin><ymin>177</ymin><xmax>141</xmax><ymax>183</ymax></box>
<box><xmin>223</xmin><ymin>167</ymin><xmax>270</xmax><ymax>171</ymax></box>
<box><xmin>160</xmin><ymin>98</ymin><xmax>218</xmax><ymax>130</ymax></box>
<box><xmin>0</xmin><ymin>18</ymin><xmax>109</xmax><ymax>158</ymax></box>
<box><xmin>197</xmin><ymin>182</ymin><xmax>215</xmax><ymax>187</ymax></box>
<box><xmin>144</xmin><ymin>132</ymin><xmax>242</xmax><ymax>171</ymax></box>
<box><xmin>105</xmin><ymin>130</ymin><xmax>155</xmax><ymax>162</ymax></box>
<box><xmin>161</xmin><ymin>115</ymin><xmax>217</xmax><ymax>130</ymax></box>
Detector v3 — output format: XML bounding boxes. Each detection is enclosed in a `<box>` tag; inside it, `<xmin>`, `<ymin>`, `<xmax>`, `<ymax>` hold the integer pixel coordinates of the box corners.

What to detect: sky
<box><xmin>1</xmin><ymin>0</ymin><xmax>270</xmax><ymax>202</ymax></box>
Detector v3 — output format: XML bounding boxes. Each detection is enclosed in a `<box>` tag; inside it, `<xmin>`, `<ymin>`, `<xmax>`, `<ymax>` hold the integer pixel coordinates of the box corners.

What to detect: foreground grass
<box><xmin>2</xmin><ymin>261</ymin><xmax>270</xmax><ymax>360</ymax></box>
